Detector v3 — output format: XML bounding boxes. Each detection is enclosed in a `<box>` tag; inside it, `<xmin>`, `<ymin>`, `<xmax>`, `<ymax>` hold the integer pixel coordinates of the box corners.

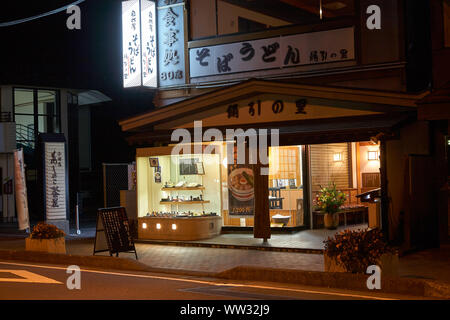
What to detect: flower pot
<box><xmin>25</xmin><ymin>237</ymin><xmax>66</xmax><ymax>254</ymax></box>
<box><xmin>324</xmin><ymin>212</ymin><xmax>339</xmax><ymax>230</ymax></box>
<box><xmin>324</xmin><ymin>253</ymin><xmax>399</xmax><ymax>275</ymax></box>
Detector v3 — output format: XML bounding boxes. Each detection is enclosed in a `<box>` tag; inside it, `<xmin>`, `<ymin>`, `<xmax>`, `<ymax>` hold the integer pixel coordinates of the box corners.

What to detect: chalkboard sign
<box><xmin>93</xmin><ymin>207</ymin><xmax>138</xmax><ymax>259</ymax></box>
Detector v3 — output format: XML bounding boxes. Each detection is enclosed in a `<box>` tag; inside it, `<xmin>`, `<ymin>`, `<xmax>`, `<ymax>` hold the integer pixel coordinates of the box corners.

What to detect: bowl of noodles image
<box><xmin>228</xmin><ymin>168</ymin><xmax>254</xmax><ymax>201</ymax></box>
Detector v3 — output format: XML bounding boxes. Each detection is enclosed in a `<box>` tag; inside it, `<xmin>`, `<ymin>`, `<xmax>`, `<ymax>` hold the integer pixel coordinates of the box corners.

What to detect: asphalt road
<box><xmin>0</xmin><ymin>259</ymin><xmax>424</xmax><ymax>302</ymax></box>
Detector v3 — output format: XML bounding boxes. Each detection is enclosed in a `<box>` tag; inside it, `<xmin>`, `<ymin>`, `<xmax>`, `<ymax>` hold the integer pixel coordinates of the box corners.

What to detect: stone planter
<box><xmin>25</xmin><ymin>237</ymin><xmax>66</xmax><ymax>254</ymax></box>
<box><xmin>324</xmin><ymin>253</ymin><xmax>399</xmax><ymax>276</ymax></box>
<box><xmin>324</xmin><ymin>212</ymin><xmax>339</xmax><ymax>230</ymax></box>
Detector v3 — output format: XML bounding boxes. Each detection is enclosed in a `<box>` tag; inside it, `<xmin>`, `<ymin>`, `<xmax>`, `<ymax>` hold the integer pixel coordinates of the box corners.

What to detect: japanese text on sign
<box><xmin>190</xmin><ymin>27</ymin><xmax>355</xmax><ymax>78</ymax></box>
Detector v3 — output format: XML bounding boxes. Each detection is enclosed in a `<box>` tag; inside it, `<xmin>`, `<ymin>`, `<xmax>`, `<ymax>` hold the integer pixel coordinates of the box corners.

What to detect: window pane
<box><xmin>37</xmin><ymin>90</ymin><xmax>58</xmax><ymax>115</ymax></box>
<box><xmin>14</xmin><ymin>89</ymin><xmax>34</xmax><ymax>115</ymax></box>
<box><xmin>15</xmin><ymin>115</ymin><xmax>35</xmax><ymax>141</ymax></box>
<box><xmin>191</xmin><ymin>0</ymin><xmax>355</xmax><ymax>40</ymax></box>
<box><xmin>38</xmin><ymin>116</ymin><xmax>60</xmax><ymax>133</ymax></box>
<box><xmin>37</xmin><ymin>115</ymin><xmax>48</xmax><ymax>133</ymax></box>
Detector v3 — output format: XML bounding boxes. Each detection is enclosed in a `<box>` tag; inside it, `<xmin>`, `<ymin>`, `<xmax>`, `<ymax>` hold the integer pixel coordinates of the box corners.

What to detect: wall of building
<box><xmin>0</xmin><ymin>86</ymin><xmax>15</xmax><ymax>221</ymax></box>
<box><xmin>385</xmin><ymin>121</ymin><xmax>433</xmax><ymax>249</ymax></box>
<box><xmin>190</xmin><ymin>0</ymin><xmax>217</xmax><ymax>39</ymax></box>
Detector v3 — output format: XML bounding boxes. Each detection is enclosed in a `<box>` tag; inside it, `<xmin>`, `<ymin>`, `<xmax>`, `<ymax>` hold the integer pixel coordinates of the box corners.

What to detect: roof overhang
<box><xmin>417</xmin><ymin>82</ymin><xmax>450</xmax><ymax>121</ymax></box>
<box><xmin>119</xmin><ymin>79</ymin><xmax>427</xmax><ymax>133</ymax></box>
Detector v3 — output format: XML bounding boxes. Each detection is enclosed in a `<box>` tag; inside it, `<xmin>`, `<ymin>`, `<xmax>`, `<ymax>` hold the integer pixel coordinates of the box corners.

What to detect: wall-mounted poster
<box><xmin>149</xmin><ymin>157</ymin><xmax>159</xmax><ymax>167</ymax></box>
<box><xmin>154</xmin><ymin>171</ymin><xmax>161</xmax><ymax>183</ymax></box>
<box><xmin>228</xmin><ymin>164</ymin><xmax>254</xmax><ymax>216</ymax></box>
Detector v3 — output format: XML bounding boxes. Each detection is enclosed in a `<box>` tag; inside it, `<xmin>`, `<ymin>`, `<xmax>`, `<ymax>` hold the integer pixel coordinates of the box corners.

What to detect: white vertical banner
<box><xmin>122</xmin><ymin>0</ymin><xmax>142</xmax><ymax>88</ymax></box>
<box><xmin>44</xmin><ymin>142</ymin><xmax>67</xmax><ymax>220</ymax></box>
<box><xmin>140</xmin><ymin>0</ymin><xmax>158</xmax><ymax>87</ymax></box>
<box><xmin>13</xmin><ymin>149</ymin><xmax>29</xmax><ymax>230</ymax></box>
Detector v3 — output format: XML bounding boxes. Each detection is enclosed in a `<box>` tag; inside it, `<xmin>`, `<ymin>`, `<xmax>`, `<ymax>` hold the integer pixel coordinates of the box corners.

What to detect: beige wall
<box><xmin>359</xmin><ymin>144</ymin><xmax>381</xmax><ymax>176</ymax></box>
<box><xmin>190</xmin><ymin>0</ymin><xmax>217</xmax><ymax>39</ymax></box>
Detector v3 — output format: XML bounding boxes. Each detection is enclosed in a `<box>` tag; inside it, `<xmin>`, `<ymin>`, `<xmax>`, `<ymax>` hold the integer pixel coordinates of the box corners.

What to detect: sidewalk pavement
<box><xmin>0</xmin><ymin>233</ymin><xmax>449</xmax><ymax>298</ymax></box>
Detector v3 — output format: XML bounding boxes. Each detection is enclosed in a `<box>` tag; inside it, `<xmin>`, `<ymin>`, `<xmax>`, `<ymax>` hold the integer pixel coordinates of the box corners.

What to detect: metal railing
<box><xmin>15</xmin><ymin>123</ymin><xmax>36</xmax><ymax>149</ymax></box>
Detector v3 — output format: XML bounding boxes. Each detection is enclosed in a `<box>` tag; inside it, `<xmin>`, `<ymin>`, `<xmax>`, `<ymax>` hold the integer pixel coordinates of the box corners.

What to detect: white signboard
<box><xmin>44</xmin><ymin>142</ymin><xmax>67</xmax><ymax>220</ymax></box>
<box><xmin>190</xmin><ymin>27</ymin><xmax>355</xmax><ymax>78</ymax></box>
<box><xmin>141</xmin><ymin>0</ymin><xmax>158</xmax><ymax>87</ymax></box>
<box><xmin>122</xmin><ymin>0</ymin><xmax>142</xmax><ymax>88</ymax></box>
<box><xmin>157</xmin><ymin>0</ymin><xmax>186</xmax><ymax>87</ymax></box>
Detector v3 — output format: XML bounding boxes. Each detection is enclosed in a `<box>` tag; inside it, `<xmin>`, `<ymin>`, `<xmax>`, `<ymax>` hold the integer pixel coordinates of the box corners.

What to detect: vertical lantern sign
<box><xmin>44</xmin><ymin>142</ymin><xmax>67</xmax><ymax>221</ymax></box>
<box><xmin>141</xmin><ymin>0</ymin><xmax>157</xmax><ymax>87</ymax></box>
<box><xmin>122</xmin><ymin>0</ymin><xmax>142</xmax><ymax>88</ymax></box>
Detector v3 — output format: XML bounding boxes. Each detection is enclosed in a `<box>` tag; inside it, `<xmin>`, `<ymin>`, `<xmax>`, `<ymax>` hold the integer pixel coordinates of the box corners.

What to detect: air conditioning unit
<box><xmin>0</xmin><ymin>122</ymin><xmax>16</xmax><ymax>153</ymax></box>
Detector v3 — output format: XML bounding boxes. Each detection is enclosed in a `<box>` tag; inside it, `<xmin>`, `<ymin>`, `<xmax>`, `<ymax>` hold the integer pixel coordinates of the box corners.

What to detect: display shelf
<box><xmin>160</xmin><ymin>200</ymin><xmax>210</xmax><ymax>205</ymax></box>
<box><xmin>161</xmin><ymin>187</ymin><xmax>205</xmax><ymax>191</ymax></box>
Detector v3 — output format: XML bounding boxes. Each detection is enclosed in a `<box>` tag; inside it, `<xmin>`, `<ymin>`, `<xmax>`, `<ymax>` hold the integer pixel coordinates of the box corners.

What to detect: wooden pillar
<box><xmin>379</xmin><ymin>139</ymin><xmax>390</xmax><ymax>241</ymax></box>
<box><xmin>253</xmin><ymin>162</ymin><xmax>270</xmax><ymax>240</ymax></box>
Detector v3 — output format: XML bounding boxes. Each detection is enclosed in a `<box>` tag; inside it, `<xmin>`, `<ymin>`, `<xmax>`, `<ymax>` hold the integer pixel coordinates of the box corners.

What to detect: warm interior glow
<box><xmin>172</xmin><ymin>224</ymin><xmax>177</xmax><ymax>230</ymax></box>
<box><xmin>156</xmin><ymin>223</ymin><xmax>161</xmax><ymax>230</ymax></box>
<box><xmin>142</xmin><ymin>222</ymin><xmax>147</xmax><ymax>229</ymax></box>
<box><xmin>333</xmin><ymin>152</ymin><xmax>342</xmax><ymax>162</ymax></box>
<box><xmin>368</xmin><ymin>151</ymin><xmax>378</xmax><ymax>161</ymax></box>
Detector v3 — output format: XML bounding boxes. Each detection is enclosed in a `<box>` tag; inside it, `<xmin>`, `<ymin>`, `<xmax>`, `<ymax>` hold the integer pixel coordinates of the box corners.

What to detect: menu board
<box><xmin>228</xmin><ymin>164</ymin><xmax>255</xmax><ymax>216</ymax></box>
<box><xmin>93</xmin><ymin>207</ymin><xmax>138</xmax><ymax>259</ymax></box>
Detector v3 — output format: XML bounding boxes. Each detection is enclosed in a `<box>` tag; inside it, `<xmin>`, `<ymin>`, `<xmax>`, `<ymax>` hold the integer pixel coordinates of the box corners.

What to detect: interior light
<box><xmin>142</xmin><ymin>223</ymin><xmax>147</xmax><ymax>229</ymax></box>
<box><xmin>172</xmin><ymin>224</ymin><xmax>177</xmax><ymax>230</ymax></box>
<box><xmin>333</xmin><ymin>153</ymin><xmax>342</xmax><ymax>162</ymax></box>
<box><xmin>156</xmin><ymin>223</ymin><xmax>161</xmax><ymax>230</ymax></box>
<box><xmin>368</xmin><ymin>151</ymin><xmax>379</xmax><ymax>161</ymax></box>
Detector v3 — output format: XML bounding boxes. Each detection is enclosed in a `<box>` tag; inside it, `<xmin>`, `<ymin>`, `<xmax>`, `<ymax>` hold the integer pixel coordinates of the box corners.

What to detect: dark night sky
<box><xmin>0</xmin><ymin>0</ymin><xmax>155</xmax><ymax>118</ymax></box>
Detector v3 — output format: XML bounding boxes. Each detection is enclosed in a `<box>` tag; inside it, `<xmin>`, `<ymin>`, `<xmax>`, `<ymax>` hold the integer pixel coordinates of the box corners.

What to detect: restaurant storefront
<box><xmin>117</xmin><ymin>0</ymin><xmax>446</xmax><ymax>250</ymax></box>
<box><xmin>119</xmin><ymin>79</ymin><xmax>427</xmax><ymax>244</ymax></box>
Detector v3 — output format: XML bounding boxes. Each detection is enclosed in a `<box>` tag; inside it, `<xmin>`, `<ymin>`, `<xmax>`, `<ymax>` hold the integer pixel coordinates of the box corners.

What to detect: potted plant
<box><xmin>323</xmin><ymin>228</ymin><xmax>398</xmax><ymax>276</ymax></box>
<box><xmin>314</xmin><ymin>183</ymin><xmax>346</xmax><ymax>229</ymax></box>
<box><xmin>25</xmin><ymin>222</ymin><xmax>66</xmax><ymax>254</ymax></box>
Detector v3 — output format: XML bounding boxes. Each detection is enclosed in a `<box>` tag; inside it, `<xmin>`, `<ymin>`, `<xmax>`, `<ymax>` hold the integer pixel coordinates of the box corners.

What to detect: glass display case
<box><xmin>136</xmin><ymin>148</ymin><xmax>223</xmax><ymax>240</ymax></box>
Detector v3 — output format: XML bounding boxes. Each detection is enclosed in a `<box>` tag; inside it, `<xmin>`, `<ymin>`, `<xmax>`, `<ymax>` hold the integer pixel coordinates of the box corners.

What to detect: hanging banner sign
<box><xmin>44</xmin><ymin>142</ymin><xmax>67</xmax><ymax>220</ymax></box>
<box><xmin>190</xmin><ymin>27</ymin><xmax>355</xmax><ymax>78</ymax></box>
<box><xmin>122</xmin><ymin>0</ymin><xmax>158</xmax><ymax>88</ymax></box>
<box><xmin>228</xmin><ymin>164</ymin><xmax>255</xmax><ymax>216</ymax></box>
<box><xmin>122</xmin><ymin>0</ymin><xmax>142</xmax><ymax>88</ymax></box>
<box><xmin>14</xmin><ymin>149</ymin><xmax>30</xmax><ymax>230</ymax></box>
<box><xmin>157</xmin><ymin>0</ymin><xmax>186</xmax><ymax>87</ymax></box>
<box><xmin>141</xmin><ymin>0</ymin><xmax>158</xmax><ymax>87</ymax></box>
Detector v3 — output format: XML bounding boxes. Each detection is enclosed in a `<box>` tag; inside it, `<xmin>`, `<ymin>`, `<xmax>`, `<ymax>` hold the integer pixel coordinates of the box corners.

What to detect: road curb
<box><xmin>0</xmin><ymin>249</ymin><xmax>218</xmax><ymax>278</ymax></box>
<box><xmin>216</xmin><ymin>266</ymin><xmax>450</xmax><ymax>299</ymax></box>
<box><xmin>134</xmin><ymin>239</ymin><xmax>324</xmax><ymax>254</ymax></box>
<box><xmin>1</xmin><ymin>249</ymin><xmax>449</xmax><ymax>299</ymax></box>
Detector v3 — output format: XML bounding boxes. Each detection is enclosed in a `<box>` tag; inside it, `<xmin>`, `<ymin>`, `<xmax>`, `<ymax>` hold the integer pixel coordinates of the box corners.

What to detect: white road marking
<box><xmin>0</xmin><ymin>260</ymin><xmax>397</xmax><ymax>300</ymax></box>
<box><xmin>0</xmin><ymin>269</ymin><xmax>62</xmax><ymax>284</ymax></box>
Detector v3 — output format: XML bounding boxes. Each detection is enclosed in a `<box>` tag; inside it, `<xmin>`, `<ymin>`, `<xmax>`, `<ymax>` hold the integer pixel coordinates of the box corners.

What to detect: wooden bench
<box><xmin>312</xmin><ymin>205</ymin><xmax>369</xmax><ymax>229</ymax></box>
